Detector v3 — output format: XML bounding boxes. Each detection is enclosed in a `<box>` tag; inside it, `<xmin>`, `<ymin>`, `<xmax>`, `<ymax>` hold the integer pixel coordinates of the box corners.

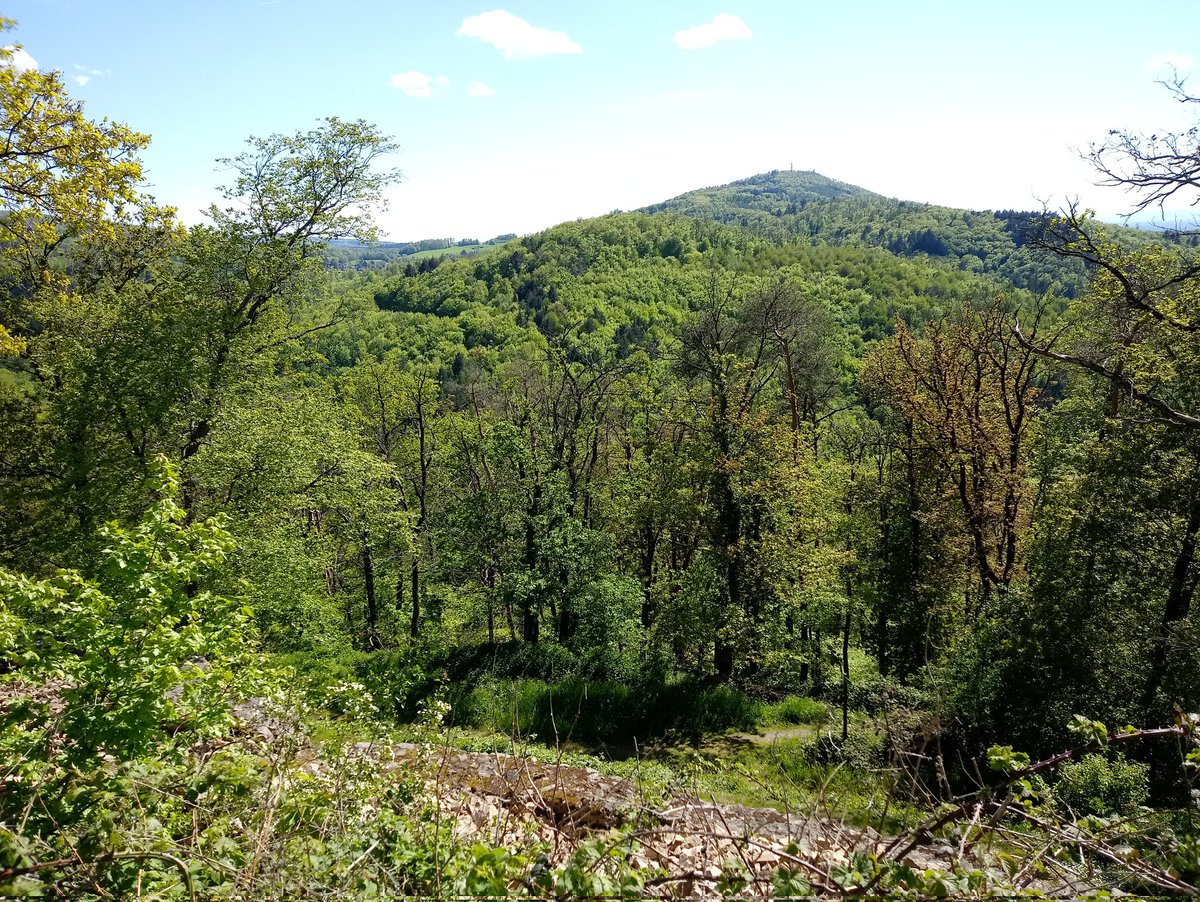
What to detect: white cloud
<box><xmin>389</xmin><ymin>71</ymin><xmax>449</xmax><ymax>97</ymax></box>
<box><xmin>1</xmin><ymin>44</ymin><xmax>38</xmax><ymax>72</ymax></box>
<box><xmin>71</xmin><ymin>63</ymin><xmax>109</xmax><ymax>86</ymax></box>
<box><xmin>1147</xmin><ymin>51</ymin><xmax>1195</xmax><ymax>74</ymax></box>
<box><xmin>458</xmin><ymin>10</ymin><xmax>581</xmax><ymax>59</ymax></box>
<box><xmin>467</xmin><ymin>80</ymin><xmax>496</xmax><ymax>97</ymax></box>
<box><xmin>674</xmin><ymin>13</ymin><xmax>751</xmax><ymax>50</ymax></box>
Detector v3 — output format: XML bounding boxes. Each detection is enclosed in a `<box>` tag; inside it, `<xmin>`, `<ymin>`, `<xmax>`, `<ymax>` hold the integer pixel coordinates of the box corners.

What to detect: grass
<box><xmin>447</xmin><ymin>674</ymin><xmax>764</xmax><ymax>749</ymax></box>
<box><xmin>762</xmin><ymin>695</ymin><xmax>830</xmax><ymax>727</ymax></box>
<box><xmin>287</xmin><ymin>641</ymin><xmax>927</xmax><ymax>832</ymax></box>
<box><xmin>440</xmin><ymin>669</ymin><xmax>921</xmax><ymax>829</ymax></box>
<box><xmin>399</xmin><ymin>705</ymin><xmax>921</xmax><ymax>832</ymax></box>
<box><xmin>648</xmin><ymin>731</ymin><xmax>927</xmax><ymax>833</ymax></box>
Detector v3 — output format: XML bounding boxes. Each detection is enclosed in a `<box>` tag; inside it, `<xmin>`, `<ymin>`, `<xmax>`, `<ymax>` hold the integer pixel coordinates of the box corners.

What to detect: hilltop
<box><xmin>641</xmin><ymin>169</ymin><xmax>1091</xmax><ymax>297</ymax></box>
<box><xmin>644</xmin><ymin>169</ymin><xmax>881</xmax><ymax>216</ymax></box>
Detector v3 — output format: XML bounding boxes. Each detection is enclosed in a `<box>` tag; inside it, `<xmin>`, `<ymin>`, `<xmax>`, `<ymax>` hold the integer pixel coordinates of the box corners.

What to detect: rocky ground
<box><xmin>326</xmin><ymin>740</ymin><xmax>977</xmax><ymax>899</ymax></box>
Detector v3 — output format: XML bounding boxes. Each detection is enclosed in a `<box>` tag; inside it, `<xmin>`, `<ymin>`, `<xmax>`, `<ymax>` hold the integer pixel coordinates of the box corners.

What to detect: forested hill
<box><xmin>641</xmin><ymin>169</ymin><xmax>1090</xmax><ymax>298</ymax></box>
<box><xmin>645</xmin><ymin>169</ymin><xmax>881</xmax><ymax>213</ymax></box>
<box><xmin>367</xmin><ymin>211</ymin><xmax>1029</xmax><ymax>354</ymax></box>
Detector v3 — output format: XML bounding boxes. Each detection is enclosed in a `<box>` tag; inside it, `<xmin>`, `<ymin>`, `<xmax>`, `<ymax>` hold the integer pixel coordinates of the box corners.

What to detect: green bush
<box><xmin>450</xmin><ymin>677</ymin><xmax>552</xmax><ymax>737</ymax></box>
<box><xmin>819</xmin><ymin>672</ymin><xmax>928</xmax><ymax>714</ymax></box>
<box><xmin>677</xmin><ymin>683</ymin><xmax>762</xmax><ymax>735</ymax></box>
<box><xmin>1054</xmin><ymin>753</ymin><xmax>1150</xmax><ymax>816</ymax></box>
<box><xmin>0</xmin><ymin>458</ymin><xmax>259</xmax><ymax>763</ymax></box>
<box><xmin>275</xmin><ymin>647</ymin><xmax>425</xmax><ymax>721</ymax></box>
<box><xmin>750</xmin><ymin>650</ymin><xmax>811</xmax><ymax>693</ymax></box>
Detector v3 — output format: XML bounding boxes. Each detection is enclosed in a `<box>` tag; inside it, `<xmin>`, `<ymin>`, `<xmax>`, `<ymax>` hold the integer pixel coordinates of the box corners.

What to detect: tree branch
<box><xmin>1012</xmin><ymin>321</ymin><xmax>1200</xmax><ymax>428</ymax></box>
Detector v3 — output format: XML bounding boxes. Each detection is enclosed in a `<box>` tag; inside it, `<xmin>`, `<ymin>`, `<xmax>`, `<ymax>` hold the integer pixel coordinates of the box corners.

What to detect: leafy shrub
<box><xmin>449</xmin><ymin>677</ymin><xmax>549</xmax><ymax>736</ymax></box>
<box><xmin>0</xmin><ymin>457</ymin><xmax>259</xmax><ymax>763</ymax></box>
<box><xmin>830</xmin><ymin>673</ymin><xmax>929</xmax><ymax>714</ymax></box>
<box><xmin>350</xmin><ymin>648</ymin><xmax>426</xmax><ymax>719</ymax></box>
<box><xmin>276</xmin><ymin>647</ymin><xmax>425</xmax><ymax>721</ymax></box>
<box><xmin>1054</xmin><ymin>753</ymin><xmax>1150</xmax><ymax>816</ymax></box>
<box><xmin>568</xmin><ymin>574</ymin><xmax>644</xmax><ymax>680</ymax></box>
<box><xmin>750</xmin><ymin>650</ymin><xmax>811</xmax><ymax>693</ymax></box>
<box><xmin>675</xmin><ymin>682</ymin><xmax>762</xmax><ymax>735</ymax></box>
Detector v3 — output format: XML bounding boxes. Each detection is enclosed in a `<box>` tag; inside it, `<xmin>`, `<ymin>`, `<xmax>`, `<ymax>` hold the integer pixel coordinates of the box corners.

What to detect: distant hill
<box><xmin>644</xmin><ymin>170</ymin><xmax>880</xmax><ymax>217</ymax></box>
<box><xmin>641</xmin><ymin>170</ymin><xmax>1090</xmax><ymax>298</ymax></box>
<box><xmin>363</xmin><ymin>209</ymin><xmax>1039</xmax><ymax>365</ymax></box>
<box><xmin>323</xmin><ymin>234</ymin><xmax>518</xmax><ymax>271</ymax></box>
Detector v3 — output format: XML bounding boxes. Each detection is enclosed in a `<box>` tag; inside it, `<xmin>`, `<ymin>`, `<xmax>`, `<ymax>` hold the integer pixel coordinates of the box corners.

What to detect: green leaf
<box><xmin>1068</xmin><ymin>715</ymin><xmax>1109</xmax><ymax>746</ymax></box>
<box><xmin>987</xmin><ymin>745</ymin><xmax>1030</xmax><ymax>773</ymax></box>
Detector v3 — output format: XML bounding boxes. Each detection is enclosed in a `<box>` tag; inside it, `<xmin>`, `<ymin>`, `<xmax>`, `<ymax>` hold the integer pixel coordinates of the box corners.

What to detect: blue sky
<box><xmin>5</xmin><ymin>1</ymin><xmax>1197</xmax><ymax>240</ymax></box>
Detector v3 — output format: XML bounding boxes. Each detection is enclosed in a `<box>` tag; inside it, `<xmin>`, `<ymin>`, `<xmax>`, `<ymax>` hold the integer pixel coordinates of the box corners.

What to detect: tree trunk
<box><xmin>842</xmin><ymin>601</ymin><xmax>852</xmax><ymax>742</ymax></box>
<box><xmin>484</xmin><ymin>565</ymin><xmax>496</xmax><ymax>644</ymax></box>
<box><xmin>1143</xmin><ymin>493</ymin><xmax>1200</xmax><ymax>713</ymax></box>
<box><xmin>714</xmin><ymin>639</ymin><xmax>734</xmax><ymax>682</ymax></box>
<box><xmin>640</xmin><ymin>524</ymin><xmax>659</xmax><ymax>628</ymax></box>
<box><xmin>522</xmin><ymin>480</ymin><xmax>542</xmax><ymax>644</ymax></box>
<box><xmin>362</xmin><ymin>539</ymin><xmax>380</xmax><ymax>650</ymax></box>
<box><xmin>522</xmin><ymin>605</ymin><xmax>539</xmax><ymax>643</ymax></box>
<box><xmin>877</xmin><ymin>516</ymin><xmax>891</xmax><ymax>677</ymax></box>
<box><xmin>410</xmin><ymin>557</ymin><xmax>420</xmax><ymax>638</ymax></box>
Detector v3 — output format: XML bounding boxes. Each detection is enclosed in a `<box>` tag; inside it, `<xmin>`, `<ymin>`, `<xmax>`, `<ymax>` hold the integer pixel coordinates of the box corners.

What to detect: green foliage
<box><xmin>568</xmin><ymin>573</ymin><xmax>644</xmax><ymax>677</ymax></box>
<box><xmin>5</xmin><ymin>54</ymin><xmax>1200</xmax><ymax>899</ymax></box>
<box><xmin>807</xmin><ymin>726</ymin><xmax>885</xmax><ymax>770</ymax></box>
<box><xmin>0</xmin><ymin>456</ymin><xmax>256</xmax><ymax>762</ymax></box>
<box><xmin>986</xmin><ymin>745</ymin><xmax>1031</xmax><ymax>773</ymax></box>
<box><xmin>1068</xmin><ymin>714</ymin><xmax>1111</xmax><ymax>747</ymax></box>
<box><xmin>0</xmin><ymin>19</ymin><xmax>155</xmax><ymax>277</ymax></box>
<box><xmin>212</xmin><ymin>116</ymin><xmax>400</xmax><ymax>246</ymax></box>
<box><xmin>643</xmin><ymin>169</ymin><xmax>1097</xmax><ymax>299</ymax></box>
<box><xmin>446</xmin><ymin>640</ymin><xmax>582</xmax><ymax>682</ymax></box>
<box><xmin>1054</xmin><ymin>753</ymin><xmax>1150</xmax><ymax>816</ymax></box>
<box><xmin>280</xmin><ymin>647</ymin><xmax>427</xmax><ymax>721</ymax></box>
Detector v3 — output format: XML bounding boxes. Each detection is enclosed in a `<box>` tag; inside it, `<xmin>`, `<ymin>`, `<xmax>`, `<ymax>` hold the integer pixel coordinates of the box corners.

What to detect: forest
<box><xmin>2</xmin><ymin>18</ymin><xmax>1200</xmax><ymax>900</ymax></box>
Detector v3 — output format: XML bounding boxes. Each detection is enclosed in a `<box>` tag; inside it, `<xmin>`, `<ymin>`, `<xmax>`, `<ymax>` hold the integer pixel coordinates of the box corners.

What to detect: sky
<box><xmin>5</xmin><ymin>1</ymin><xmax>1198</xmax><ymax>241</ymax></box>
